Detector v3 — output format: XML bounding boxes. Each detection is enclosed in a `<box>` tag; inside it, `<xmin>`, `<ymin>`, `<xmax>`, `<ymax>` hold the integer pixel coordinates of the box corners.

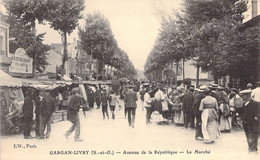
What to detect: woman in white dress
<box><xmin>199</xmin><ymin>89</ymin><xmax>221</xmax><ymax>144</ymax></box>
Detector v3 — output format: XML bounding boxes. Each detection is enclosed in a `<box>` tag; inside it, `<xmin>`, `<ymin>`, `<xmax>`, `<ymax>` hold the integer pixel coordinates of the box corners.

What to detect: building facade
<box><xmin>0</xmin><ymin>21</ymin><xmax>11</xmax><ymax>73</ymax></box>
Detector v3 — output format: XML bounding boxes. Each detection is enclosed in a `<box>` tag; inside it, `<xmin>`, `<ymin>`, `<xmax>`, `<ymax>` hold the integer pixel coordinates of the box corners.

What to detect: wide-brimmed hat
<box><xmin>229</xmin><ymin>88</ymin><xmax>237</xmax><ymax>92</ymax></box>
<box><xmin>143</xmin><ymin>83</ymin><xmax>149</xmax><ymax>86</ymax></box>
<box><xmin>246</xmin><ymin>83</ymin><xmax>252</xmax><ymax>88</ymax></box>
<box><xmin>71</xmin><ymin>87</ymin><xmax>79</xmax><ymax>94</ymax></box>
<box><xmin>239</xmin><ymin>89</ymin><xmax>252</xmax><ymax>95</ymax></box>
<box><xmin>209</xmin><ymin>84</ymin><xmax>218</xmax><ymax>89</ymax></box>
<box><xmin>217</xmin><ymin>86</ymin><xmax>224</xmax><ymax>91</ymax></box>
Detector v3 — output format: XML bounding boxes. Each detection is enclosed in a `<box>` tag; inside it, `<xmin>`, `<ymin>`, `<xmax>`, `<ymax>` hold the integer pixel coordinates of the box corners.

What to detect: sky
<box><xmin>1</xmin><ymin>0</ymin><xmax>259</xmax><ymax>71</ymax></box>
<box><xmin>36</xmin><ymin>0</ymin><xmax>183</xmax><ymax>70</ymax></box>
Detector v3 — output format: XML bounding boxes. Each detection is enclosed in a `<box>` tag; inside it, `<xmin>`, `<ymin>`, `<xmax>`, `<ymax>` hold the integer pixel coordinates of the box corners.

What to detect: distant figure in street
<box><xmin>122</xmin><ymin>86</ymin><xmax>129</xmax><ymax>118</ymax></box>
<box><xmin>140</xmin><ymin>87</ymin><xmax>146</xmax><ymax>111</ymax></box>
<box><xmin>101</xmin><ymin>90</ymin><xmax>110</xmax><ymax>119</ymax></box>
<box><xmin>109</xmin><ymin>90</ymin><xmax>120</xmax><ymax>119</ymax></box>
<box><xmin>34</xmin><ymin>91</ymin><xmax>44</xmax><ymax>138</ymax></box>
<box><xmin>65</xmin><ymin>87</ymin><xmax>85</xmax><ymax>142</ymax></box>
<box><xmin>199</xmin><ymin>88</ymin><xmax>220</xmax><ymax>144</ymax></box>
<box><xmin>174</xmin><ymin>87</ymin><xmax>185</xmax><ymax>126</ymax></box>
<box><xmin>218</xmin><ymin>86</ymin><xmax>232</xmax><ymax>133</ymax></box>
<box><xmin>237</xmin><ymin>89</ymin><xmax>260</xmax><ymax>153</ymax></box>
<box><xmin>182</xmin><ymin>86</ymin><xmax>194</xmax><ymax>128</ymax></box>
<box><xmin>95</xmin><ymin>87</ymin><xmax>102</xmax><ymax>109</ymax></box>
<box><xmin>23</xmin><ymin>88</ymin><xmax>35</xmax><ymax>139</ymax></box>
<box><xmin>193</xmin><ymin>86</ymin><xmax>205</xmax><ymax>140</ymax></box>
<box><xmin>39</xmin><ymin>91</ymin><xmax>55</xmax><ymax>139</ymax></box>
<box><xmin>228</xmin><ymin>88</ymin><xmax>241</xmax><ymax>127</ymax></box>
<box><xmin>87</xmin><ymin>88</ymin><xmax>95</xmax><ymax>109</ymax></box>
<box><xmin>144</xmin><ymin>87</ymin><xmax>154</xmax><ymax>124</ymax></box>
<box><xmin>124</xmin><ymin>86</ymin><xmax>138</xmax><ymax>128</ymax></box>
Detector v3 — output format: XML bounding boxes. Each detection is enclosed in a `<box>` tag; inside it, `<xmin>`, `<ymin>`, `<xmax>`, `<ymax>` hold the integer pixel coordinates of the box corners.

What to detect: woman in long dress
<box><xmin>199</xmin><ymin>89</ymin><xmax>221</xmax><ymax>144</ymax></box>
<box><xmin>173</xmin><ymin>89</ymin><xmax>184</xmax><ymax>126</ymax></box>
<box><xmin>218</xmin><ymin>88</ymin><xmax>232</xmax><ymax>132</ymax></box>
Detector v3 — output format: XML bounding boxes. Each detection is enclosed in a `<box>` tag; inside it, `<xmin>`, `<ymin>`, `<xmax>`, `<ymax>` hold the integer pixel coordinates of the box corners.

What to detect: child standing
<box><xmin>101</xmin><ymin>90</ymin><xmax>109</xmax><ymax>119</ymax></box>
<box><xmin>109</xmin><ymin>91</ymin><xmax>121</xmax><ymax>119</ymax></box>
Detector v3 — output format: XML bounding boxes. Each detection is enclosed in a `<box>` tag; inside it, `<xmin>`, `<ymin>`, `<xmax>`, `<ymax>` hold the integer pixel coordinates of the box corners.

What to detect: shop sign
<box><xmin>9</xmin><ymin>48</ymin><xmax>32</xmax><ymax>74</ymax></box>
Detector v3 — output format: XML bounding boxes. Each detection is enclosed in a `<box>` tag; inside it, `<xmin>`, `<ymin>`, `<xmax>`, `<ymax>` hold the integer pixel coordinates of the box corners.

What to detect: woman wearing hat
<box><xmin>218</xmin><ymin>86</ymin><xmax>232</xmax><ymax>133</ymax></box>
<box><xmin>199</xmin><ymin>88</ymin><xmax>220</xmax><ymax>144</ymax></box>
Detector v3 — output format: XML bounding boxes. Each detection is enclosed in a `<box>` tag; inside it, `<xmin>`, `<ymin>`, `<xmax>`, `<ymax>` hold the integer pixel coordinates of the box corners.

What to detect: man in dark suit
<box><xmin>183</xmin><ymin>86</ymin><xmax>194</xmax><ymax>128</ymax></box>
<box><xmin>23</xmin><ymin>88</ymin><xmax>35</xmax><ymax>139</ymax></box>
<box><xmin>238</xmin><ymin>89</ymin><xmax>260</xmax><ymax>153</ymax></box>
<box><xmin>39</xmin><ymin>90</ymin><xmax>56</xmax><ymax>139</ymax></box>
<box><xmin>124</xmin><ymin>86</ymin><xmax>138</xmax><ymax>128</ymax></box>
<box><xmin>65</xmin><ymin>87</ymin><xmax>86</xmax><ymax>142</ymax></box>
<box><xmin>193</xmin><ymin>86</ymin><xmax>205</xmax><ymax>140</ymax></box>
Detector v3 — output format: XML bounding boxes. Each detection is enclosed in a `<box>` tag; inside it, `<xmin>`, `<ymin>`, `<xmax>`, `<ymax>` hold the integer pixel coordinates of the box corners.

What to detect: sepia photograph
<box><xmin>0</xmin><ymin>0</ymin><xmax>259</xmax><ymax>160</ymax></box>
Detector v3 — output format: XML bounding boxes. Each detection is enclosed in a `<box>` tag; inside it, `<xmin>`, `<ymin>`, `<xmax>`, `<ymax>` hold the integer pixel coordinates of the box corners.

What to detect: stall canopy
<box><xmin>73</xmin><ymin>80</ymin><xmax>112</xmax><ymax>85</ymax></box>
<box><xmin>0</xmin><ymin>69</ymin><xmax>71</xmax><ymax>89</ymax></box>
<box><xmin>28</xmin><ymin>83</ymin><xmax>67</xmax><ymax>91</ymax></box>
<box><xmin>0</xmin><ymin>69</ymin><xmax>23</xmax><ymax>87</ymax></box>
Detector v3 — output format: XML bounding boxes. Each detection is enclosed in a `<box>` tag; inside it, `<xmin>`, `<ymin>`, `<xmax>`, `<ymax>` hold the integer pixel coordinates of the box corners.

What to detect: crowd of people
<box><xmin>138</xmin><ymin>81</ymin><xmax>260</xmax><ymax>152</ymax></box>
<box><xmin>1</xmin><ymin>80</ymin><xmax>259</xmax><ymax>152</ymax></box>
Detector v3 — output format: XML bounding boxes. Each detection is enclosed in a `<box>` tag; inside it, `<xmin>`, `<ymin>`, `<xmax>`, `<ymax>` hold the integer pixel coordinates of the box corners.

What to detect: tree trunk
<box><xmin>32</xmin><ymin>53</ymin><xmax>36</xmax><ymax>79</ymax></box>
<box><xmin>102</xmin><ymin>60</ymin><xmax>105</xmax><ymax>80</ymax></box>
<box><xmin>61</xmin><ymin>32</ymin><xmax>67</xmax><ymax>77</ymax></box>
<box><xmin>89</xmin><ymin>46</ymin><xmax>93</xmax><ymax>80</ymax></box>
<box><xmin>196</xmin><ymin>66</ymin><xmax>200</xmax><ymax>87</ymax></box>
<box><xmin>175</xmin><ymin>61</ymin><xmax>179</xmax><ymax>85</ymax></box>
<box><xmin>32</xmin><ymin>24</ymin><xmax>37</xmax><ymax>79</ymax></box>
<box><xmin>182</xmin><ymin>58</ymin><xmax>185</xmax><ymax>80</ymax></box>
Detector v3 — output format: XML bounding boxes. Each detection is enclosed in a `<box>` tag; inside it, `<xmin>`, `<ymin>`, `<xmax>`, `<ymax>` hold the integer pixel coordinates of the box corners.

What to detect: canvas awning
<box><xmin>28</xmin><ymin>83</ymin><xmax>66</xmax><ymax>91</ymax></box>
<box><xmin>0</xmin><ymin>69</ymin><xmax>23</xmax><ymax>87</ymax></box>
<box><xmin>73</xmin><ymin>80</ymin><xmax>112</xmax><ymax>85</ymax></box>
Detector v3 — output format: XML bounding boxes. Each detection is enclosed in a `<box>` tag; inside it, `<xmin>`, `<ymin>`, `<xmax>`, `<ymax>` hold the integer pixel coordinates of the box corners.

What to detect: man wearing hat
<box><xmin>23</xmin><ymin>88</ymin><xmax>35</xmax><ymax>139</ymax></box>
<box><xmin>193</xmin><ymin>86</ymin><xmax>206</xmax><ymax>140</ymax></box>
<box><xmin>209</xmin><ymin>84</ymin><xmax>220</xmax><ymax>104</ymax></box>
<box><xmin>251</xmin><ymin>81</ymin><xmax>260</xmax><ymax>103</ymax></box>
<box><xmin>238</xmin><ymin>89</ymin><xmax>260</xmax><ymax>153</ymax></box>
<box><xmin>182</xmin><ymin>86</ymin><xmax>195</xmax><ymax>128</ymax></box>
<box><xmin>124</xmin><ymin>85</ymin><xmax>138</xmax><ymax>128</ymax></box>
<box><xmin>5</xmin><ymin>95</ymin><xmax>19</xmax><ymax>133</ymax></box>
<box><xmin>246</xmin><ymin>83</ymin><xmax>253</xmax><ymax>90</ymax></box>
<box><xmin>65</xmin><ymin>87</ymin><xmax>85</xmax><ymax>142</ymax></box>
<box><xmin>38</xmin><ymin>90</ymin><xmax>55</xmax><ymax>139</ymax></box>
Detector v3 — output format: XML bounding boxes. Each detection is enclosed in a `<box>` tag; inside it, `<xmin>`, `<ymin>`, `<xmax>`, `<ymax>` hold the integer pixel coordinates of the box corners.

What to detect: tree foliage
<box><xmin>3</xmin><ymin>0</ymin><xmax>49</xmax><ymax>75</ymax></box>
<box><xmin>144</xmin><ymin>0</ymin><xmax>258</xmax><ymax>84</ymax></box>
<box><xmin>45</xmin><ymin>0</ymin><xmax>85</xmax><ymax>75</ymax></box>
<box><xmin>79</xmin><ymin>12</ymin><xmax>136</xmax><ymax>78</ymax></box>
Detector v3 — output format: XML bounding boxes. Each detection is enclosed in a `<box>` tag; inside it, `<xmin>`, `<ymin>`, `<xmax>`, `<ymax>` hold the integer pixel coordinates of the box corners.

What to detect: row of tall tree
<box><xmin>3</xmin><ymin>0</ymin><xmax>136</xmax><ymax>79</ymax></box>
<box><xmin>3</xmin><ymin>0</ymin><xmax>85</xmax><ymax>78</ymax></box>
<box><xmin>144</xmin><ymin>0</ymin><xmax>259</xmax><ymax>86</ymax></box>
<box><xmin>78</xmin><ymin>12</ymin><xmax>137</xmax><ymax>79</ymax></box>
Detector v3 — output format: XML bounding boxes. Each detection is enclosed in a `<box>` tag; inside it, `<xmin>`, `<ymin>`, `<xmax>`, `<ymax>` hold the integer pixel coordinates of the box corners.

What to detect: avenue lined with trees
<box><xmin>2</xmin><ymin>0</ymin><xmax>137</xmax><ymax>79</ymax></box>
<box><xmin>144</xmin><ymin>0</ymin><xmax>259</xmax><ymax>87</ymax></box>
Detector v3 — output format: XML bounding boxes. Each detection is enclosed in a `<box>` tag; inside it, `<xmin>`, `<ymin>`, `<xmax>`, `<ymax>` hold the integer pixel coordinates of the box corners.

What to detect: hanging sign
<box><xmin>9</xmin><ymin>48</ymin><xmax>32</xmax><ymax>74</ymax></box>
